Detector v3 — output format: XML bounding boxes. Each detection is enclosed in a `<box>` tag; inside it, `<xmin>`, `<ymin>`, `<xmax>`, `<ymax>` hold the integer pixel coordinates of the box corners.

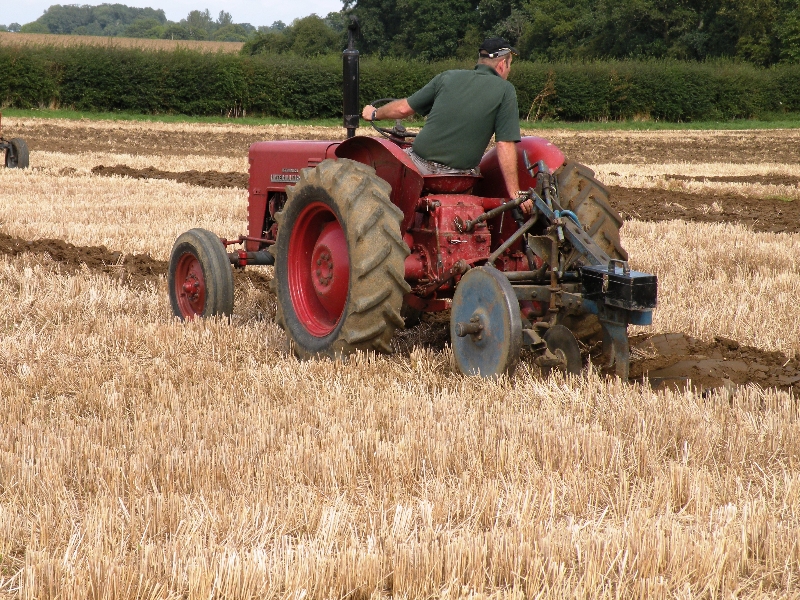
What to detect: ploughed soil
<box><xmin>1</xmin><ymin>230</ymin><xmax>796</xmax><ymax>393</ymax></box>
<box><xmin>11</xmin><ymin>117</ymin><xmax>800</xmax><ymax>231</ymax></box>
<box><xmin>0</xmin><ymin>232</ymin><xmax>267</xmax><ymax>290</ymax></box>
<box><xmin>90</xmin><ymin>165</ymin><xmax>248</xmax><ymax>189</ymax></box>
<box><xmin>610</xmin><ymin>186</ymin><xmax>800</xmax><ymax>234</ymax></box>
<box><xmin>628</xmin><ymin>333</ymin><xmax>800</xmax><ymax>393</ymax></box>
<box><xmin>7</xmin><ymin>120</ymin><xmax>800</xmax><ymax>164</ymax></box>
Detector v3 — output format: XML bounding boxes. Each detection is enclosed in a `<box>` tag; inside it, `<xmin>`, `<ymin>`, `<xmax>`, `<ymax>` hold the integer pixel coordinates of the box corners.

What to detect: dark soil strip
<box><xmin>660</xmin><ymin>174</ymin><xmax>800</xmax><ymax>186</ymax></box>
<box><xmin>0</xmin><ymin>232</ymin><xmax>268</xmax><ymax>289</ymax></box>
<box><xmin>625</xmin><ymin>333</ymin><xmax>800</xmax><ymax>393</ymax></box>
<box><xmin>610</xmin><ymin>186</ymin><xmax>800</xmax><ymax>233</ymax></box>
<box><xmin>91</xmin><ymin>165</ymin><xmax>248</xmax><ymax>189</ymax></box>
<box><xmin>0</xmin><ymin>232</ymin><xmax>167</xmax><ymax>286</ymax></box>
<box><xmin>10</xmin><ymin>123</ymin><xmax>800</xmax><ymax>164</ymax></box>
<box><xmin>85</xmin><ymin>165</ymin><xmax>800</xmax><ymax>234</ymax></box>
<box><xmin>6</xmin><ymin>126</ymin><xmax>273</xmax><ymax>158</ymax></box>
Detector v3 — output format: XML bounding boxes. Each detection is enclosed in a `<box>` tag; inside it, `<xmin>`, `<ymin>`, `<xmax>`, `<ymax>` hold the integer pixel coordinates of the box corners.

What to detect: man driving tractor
<box><xmin>361</xmin><ymin>37</ymin><xmax>531</xmax><ymax>213</ymax></box>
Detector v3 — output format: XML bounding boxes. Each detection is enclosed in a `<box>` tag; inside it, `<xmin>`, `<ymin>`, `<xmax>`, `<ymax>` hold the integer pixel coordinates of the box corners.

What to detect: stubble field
<box><xmin>0</xmin><ymin>32</ymin><xmax>244</xmax><ymax>53</ymax></box>
<box><xmin>0</xmin><ymin>116</ymin><xmax>799</xmax><ymax>598</ymax></box>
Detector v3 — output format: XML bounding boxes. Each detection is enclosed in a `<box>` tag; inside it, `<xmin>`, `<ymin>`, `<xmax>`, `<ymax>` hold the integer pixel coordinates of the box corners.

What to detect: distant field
<box><xmin>0</xmin><ymin>31</ymin><xmax>243</xmax><ymax>53</ymax></box>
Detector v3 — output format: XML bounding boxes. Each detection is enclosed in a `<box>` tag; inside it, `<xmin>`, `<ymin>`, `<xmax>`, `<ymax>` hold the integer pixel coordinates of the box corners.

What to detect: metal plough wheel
<box><xmin>450</xmin><ymin>266</ymin><xmax>522</xmax><ymax>378</ymax></box>
<box><xmin>542</xmin><ymin>324</ymin><xmax>582</xmax><ymax>375</ymax></box>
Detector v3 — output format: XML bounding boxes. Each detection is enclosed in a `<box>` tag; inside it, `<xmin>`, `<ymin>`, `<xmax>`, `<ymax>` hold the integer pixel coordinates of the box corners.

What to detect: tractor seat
<box><xmin>422</xmin><ymin>174</ymin><xmax>482</xmax><ymax>194</ymax></box>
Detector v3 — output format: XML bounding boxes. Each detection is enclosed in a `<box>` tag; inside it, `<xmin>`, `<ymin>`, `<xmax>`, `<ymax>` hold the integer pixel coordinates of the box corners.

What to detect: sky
<box><xmin>1</xmin><ymin>0</ymin><xmax>344</xmax><ymax>28</ymax></box>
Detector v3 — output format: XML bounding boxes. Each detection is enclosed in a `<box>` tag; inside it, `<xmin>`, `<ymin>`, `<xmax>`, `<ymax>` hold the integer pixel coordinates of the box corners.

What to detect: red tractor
<box><xmin>0</xmin><ymin>113</ymin><xmax>29</xmax><ymax>169</ymax></box>
<box><xmin>168</xmin><ymin>28</ymin><xmax>656</xmax><ymax>379</ymax></box>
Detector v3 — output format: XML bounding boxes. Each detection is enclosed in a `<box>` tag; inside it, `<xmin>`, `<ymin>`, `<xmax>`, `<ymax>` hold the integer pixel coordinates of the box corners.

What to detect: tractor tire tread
<box><xmin>168</xmin><ymin>227</ymin><xmax>234</xmax><ymax>319</ymax></box>
<box><xmin>6</xmin><ymin>138</ymin><xmax>29</xmax><ymax>169</ymax></box>
<box><xmin>275</xmin><ymin>158</ymin><xmax>408</xmax><ymax>358</ymax></box>
<box><xmin>554</xmin><ymin>161</ymin><xmax>627</xmax><ymax>341</ymax></box>
<box><xmin>355</xmin><ymin>244</ymin><xmax>392</xmax><ymax>278</ymax></box>
<box><xmin>352</xmin><ymin>287</ymin><xmax>392</xmax><ymax>314</ymax></box>
<box><xmin>556</xmin><ymin>161</ymin><xmax>627</xmax><ymax>261</ymax></box>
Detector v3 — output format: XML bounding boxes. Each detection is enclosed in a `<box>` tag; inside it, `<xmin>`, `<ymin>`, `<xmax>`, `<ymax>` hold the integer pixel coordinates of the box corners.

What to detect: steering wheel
<box><xmin>369</xmin><ymin>98</ymin><xmax>417</xmax><ymax>140</ymax></box>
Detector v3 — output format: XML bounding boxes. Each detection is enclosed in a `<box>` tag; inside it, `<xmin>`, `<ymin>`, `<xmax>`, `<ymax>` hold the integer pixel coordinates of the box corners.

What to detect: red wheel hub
<box><xmin>287</xmin><ymin>203</ymin><xmax>349</xmax><ymax>336</ymax></box>
<box><xmin>174</xmin><ymin>252</ymin><xmax>206</xmax><ymax>317</ymax></box>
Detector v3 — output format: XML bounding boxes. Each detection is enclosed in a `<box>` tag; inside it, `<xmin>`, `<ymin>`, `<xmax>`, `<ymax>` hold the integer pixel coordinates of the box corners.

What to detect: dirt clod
<box><xmin>0</xmin><ymin>232</ymin><xmax>167</xmax><ymax>287</ymax></box>
<box><xmin>628</xmin><ymin>332</ymin><xmax>799</xmax><ymax>392</ymax></box>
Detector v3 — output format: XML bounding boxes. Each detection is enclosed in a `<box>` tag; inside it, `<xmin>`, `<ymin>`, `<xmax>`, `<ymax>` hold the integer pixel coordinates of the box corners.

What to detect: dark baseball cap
<box><xmin>479</xmin><ymin>37</ymin><xmax>519</xmax><ymax>58</ymax></box>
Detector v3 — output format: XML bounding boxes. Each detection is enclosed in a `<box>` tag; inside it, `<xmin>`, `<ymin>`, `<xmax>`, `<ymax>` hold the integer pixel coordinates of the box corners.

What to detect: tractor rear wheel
<box><xmin>5</xmin><ymin>138</ymin><xmax>29</xmax><ymax>169</ymax></box>
<box><xmin>168</xmin><ymin>228</ymin><xmax>234</xmax><ymax>320</ymax></box>
<box><xmin>556</xmin><ymin>161</ymin><xmax>627</xmax><ymax>340</ymax></box>
<box><xmin>556</xmin><ymin>161</ymin><xmax>627</xmax><ymax>261</ymax></box>
<box><xmin>273</xmin><ymin>159</ymin><xmax>410</xmax><ymax>359</ymax></box>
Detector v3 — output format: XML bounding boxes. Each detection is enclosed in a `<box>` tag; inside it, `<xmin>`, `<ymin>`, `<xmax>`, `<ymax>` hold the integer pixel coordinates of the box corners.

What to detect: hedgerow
<box><xmin>1</xmin><ymin>44</ymin><xmax>798</xmax><ymax>121</ymax></box>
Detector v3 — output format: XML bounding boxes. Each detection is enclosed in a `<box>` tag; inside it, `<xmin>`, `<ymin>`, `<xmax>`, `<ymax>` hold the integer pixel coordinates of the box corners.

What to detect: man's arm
<box><xmin>362</xmin><ymin>99</ymin><xmax>415</xmax><ymax>121</ymax></box>
<box><xmin>496</xmin><ymin>141</ymin><xmax>534</xmax><ymax>215</ymax></box>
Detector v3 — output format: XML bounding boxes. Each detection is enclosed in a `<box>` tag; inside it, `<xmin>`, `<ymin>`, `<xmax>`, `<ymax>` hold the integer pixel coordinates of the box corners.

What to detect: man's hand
<box><xmin>361</xmin><ymin>99</ymin><xmax>415</xmax><ymax>122</ymax></box>
<box><xmin>520</xmin><ymin>198</ymin><xmax>534</xmax><ymax>215</ymax></box>
<box><xmin>362</xmin><ymin>105</ymin><xmax>378</xmax><ymax>121</ymax></box>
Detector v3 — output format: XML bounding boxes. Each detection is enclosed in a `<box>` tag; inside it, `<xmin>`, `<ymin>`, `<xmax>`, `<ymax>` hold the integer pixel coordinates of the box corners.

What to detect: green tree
<box><xmin>777</xmin><ymin>6</ymin><xmax>800</xmax><ymax>62</ymax></box>
<box><xmin>345</xmin><ymin>0</ymin><xmax>480</xmax><ymax>59</ymax></box>
<box><xmin>181</xmin><ymin>9</ymin><xmax>214</xmax><ymax>40</ymax></box>
<box><xmin>243</xmin><ymin>15</ymin><xmax>341</xmax><ymax>56</ymax></box>
<box><xmin>398</xmin><ymin>0</ymin><xmax>480</xmax><ymax>59</ymax></box>
<box><xmin>212</xmin><ymin>24</ymin><xmax>250</xmax><ymax>42</ymax></box>
<box><xmin>343</xmin><ymin>0</ymin><xmax>404</xmax><ymax>55</ymax></box>
<box><xmin>717</xmin><ymin>0</ymin><xmax>779</xmax><ymax>65</ymax></box>
<box><xmin>217</xmin><ymin>11</ymin><xmax>233</xmax><ymax>27</ymax></box>
<box><xmin>124</xmin><ymin>18</ymin><xmax>164</xmax><ymax>38</ymax></box>
<box><xmin>20</xmin><ymin>22</ymin><xmax>50</xmax><ymax>33</ymax></box>
<box><xmin>517</xmin><ymin>0</ymin><xmax>595</xmax><ymax>60</ymax></box>
<box><xmin>162</xmin><ymin>23</ymin><xmax>191</xmax><ymax>40</ymax></box>
<box><xmin>19</xmin><ymin>3</ymin><xmax>167</xmax><ymax>36</ymax></box>
<box><xmin>286</xmin><ymin>15</ymin><xmax>342</xmax><ymax>55</ymax></box>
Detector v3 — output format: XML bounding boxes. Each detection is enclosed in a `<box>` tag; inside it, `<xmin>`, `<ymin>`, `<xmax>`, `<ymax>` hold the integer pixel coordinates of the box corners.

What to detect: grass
<box><xmin>0</xmin><ymin>107</ymin><xmax>346</xmax><ymax>128</ymax></box>
<box><xmin>4</xmin><ymin>107</ymin><xmax>800</xmax><ymax>131</ymax></box>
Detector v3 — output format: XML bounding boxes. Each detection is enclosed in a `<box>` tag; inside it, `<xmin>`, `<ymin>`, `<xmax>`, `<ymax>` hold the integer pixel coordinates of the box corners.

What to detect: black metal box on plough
<box><xmin>582</xmin><ymin>262</ymin><xmax>658</xmax><ymax>312</ymax></box>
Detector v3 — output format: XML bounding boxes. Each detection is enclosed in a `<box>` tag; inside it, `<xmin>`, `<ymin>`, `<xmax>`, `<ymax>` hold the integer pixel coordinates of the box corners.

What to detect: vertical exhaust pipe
<box><xmin>343</xmin><ymin>17</ymin><xmax>360</xmax><ymax>139</ymax></box>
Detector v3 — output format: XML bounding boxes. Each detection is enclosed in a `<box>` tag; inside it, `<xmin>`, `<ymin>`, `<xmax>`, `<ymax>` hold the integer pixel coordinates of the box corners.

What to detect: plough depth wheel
<box><xmin>543</xmin><ymin>324</ymin><xmax>582</xmax><ymax>375</ymax></box>
<box><xmin>451</xmin><ymin>266</ymin><xmax>522</xmax><ymax>378</ymax></box>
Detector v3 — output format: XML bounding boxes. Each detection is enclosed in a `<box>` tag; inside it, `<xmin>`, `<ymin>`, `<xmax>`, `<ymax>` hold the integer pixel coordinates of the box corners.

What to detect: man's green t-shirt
<box><xmin>407</xmin><ymin>64</ymin><xmax>521</xmax><ymax>170</ymax></box>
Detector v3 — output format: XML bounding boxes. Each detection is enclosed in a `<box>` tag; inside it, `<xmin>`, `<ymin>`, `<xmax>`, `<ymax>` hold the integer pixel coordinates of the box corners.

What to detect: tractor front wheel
<box><xmin>168</xmin><ymin>228</ymin><xmax>234</xmax><ymax>320</ymax></box>
<box><xmin>273</xmin><ymin>159</ymin><xmax>410</xmax><ymax>359</ymax></box>
<box><xmin>5</xmin><ymin>138</ymin><xmax>29</xmax><ymax>169</ymax></box>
